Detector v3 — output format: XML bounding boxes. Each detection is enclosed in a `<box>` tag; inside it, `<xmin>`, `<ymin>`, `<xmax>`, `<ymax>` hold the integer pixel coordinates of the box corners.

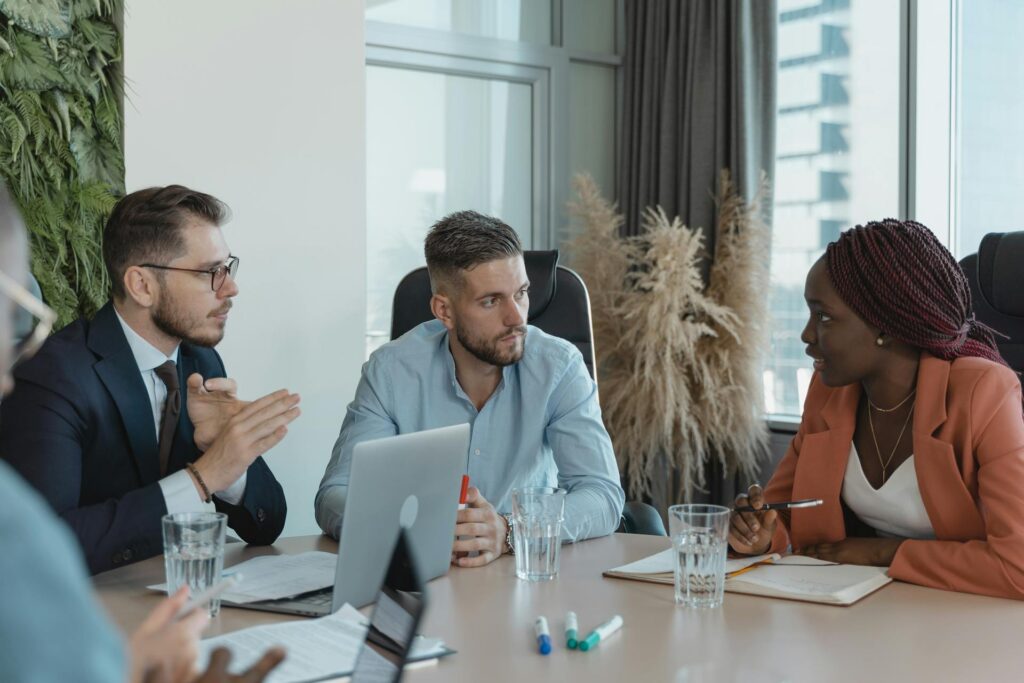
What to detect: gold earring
<box><xmin>876</xmin><ymin>337</ymin><xmax>884</xmax><ymax>346</ymax></box>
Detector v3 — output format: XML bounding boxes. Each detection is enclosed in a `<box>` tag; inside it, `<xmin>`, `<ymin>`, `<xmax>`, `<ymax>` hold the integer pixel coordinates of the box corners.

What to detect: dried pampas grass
<box><xmin>567</xmin><ymin>171</ymin><xmax>771</xmax><ymax>502</ymax></box>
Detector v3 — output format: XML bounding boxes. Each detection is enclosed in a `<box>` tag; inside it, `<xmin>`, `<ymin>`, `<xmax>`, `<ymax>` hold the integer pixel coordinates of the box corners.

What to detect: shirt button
<box><xmin>257</xmin><ymin>508</ymin><xmax>266</xmax><ymax>522</ymax></box>
<box><xmin>474</xmin><ymin>449</ymin><xmax>481</xmax><ymax>456</ymax></box>
<box><xmin>123</xmin><ymin>549</ymin><xmax>134</xmax><ymax>562</ymax></box>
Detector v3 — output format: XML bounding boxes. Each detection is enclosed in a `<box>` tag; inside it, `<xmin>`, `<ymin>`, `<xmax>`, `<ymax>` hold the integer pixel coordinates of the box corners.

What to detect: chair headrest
<box><xmin>524</xmin><ymin>250</ymin><xmax>558</xmax><ymax>319</ymax></box>
<box><xmin>978</xmin><ymin>232</ymin><xmax>1024</xmax><ymax>317</ymax></box>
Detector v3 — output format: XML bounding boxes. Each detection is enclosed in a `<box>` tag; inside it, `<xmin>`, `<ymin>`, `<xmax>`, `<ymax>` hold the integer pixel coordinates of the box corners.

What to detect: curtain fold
<box><xmin>616</xmin><ymin>0</ymin><xmax>777</xmax><ymax>509</ymax></box>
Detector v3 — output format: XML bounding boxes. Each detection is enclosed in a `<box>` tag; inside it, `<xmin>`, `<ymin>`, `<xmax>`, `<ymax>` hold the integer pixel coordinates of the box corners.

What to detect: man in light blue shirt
<box><xmin>316</xmin><ymin>211</ymin><xmax>624</xmax><ymax>567</ymax></box>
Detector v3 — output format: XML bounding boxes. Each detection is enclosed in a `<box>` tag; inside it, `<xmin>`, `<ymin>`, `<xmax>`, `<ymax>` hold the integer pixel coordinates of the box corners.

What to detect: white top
<box><xmin>114</xmin><ymin>309</ymin><xmax>245</xmax><ymax>511</ymax></box>
<box><xmin>841</xmin><ymin>444</ymin><xmax>935</xmax><ymax>540</ymax></box>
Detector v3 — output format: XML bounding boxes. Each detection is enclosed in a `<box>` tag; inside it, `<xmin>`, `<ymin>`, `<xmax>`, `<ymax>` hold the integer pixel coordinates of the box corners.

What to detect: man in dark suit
<box><xmin>0</xmin><ymin>185</ymin><xmax>301</xmax><ymax>574</ymax></box>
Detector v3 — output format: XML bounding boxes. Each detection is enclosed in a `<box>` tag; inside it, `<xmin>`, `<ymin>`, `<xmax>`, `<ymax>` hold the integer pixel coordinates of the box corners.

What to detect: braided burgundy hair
<box><xmin>825</xmin><ymin>218</ymin><xmax>1007</xmax><ymax>365</ymax></box>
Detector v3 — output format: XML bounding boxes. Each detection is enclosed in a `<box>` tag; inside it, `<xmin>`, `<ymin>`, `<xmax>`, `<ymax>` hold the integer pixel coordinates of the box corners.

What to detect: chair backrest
<box><xmin>389</xmin><ymin>250</ymin><xmax>597</xmax><ymax>380</ymax></box>
<box><xmin>959</xmin><ymin>231</ymin><xmax>1024</xmax><ymax>373</ymax></box>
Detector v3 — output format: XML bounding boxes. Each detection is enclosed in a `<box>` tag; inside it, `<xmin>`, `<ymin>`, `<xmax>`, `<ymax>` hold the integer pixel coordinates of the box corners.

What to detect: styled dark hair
<box><xmin>825</xmin><ymin>218</ymin><xmax>1006</xmax><ymax>365</ymax></box>
<box><xmin>424</xmin><ymin>210</ymin><xmax>522</xmax><ymax>294</ymax></box>
<box><xmin>103</xmin><ymin>185</ymin><xmax>229</xmax><ymax>299</ymax></box>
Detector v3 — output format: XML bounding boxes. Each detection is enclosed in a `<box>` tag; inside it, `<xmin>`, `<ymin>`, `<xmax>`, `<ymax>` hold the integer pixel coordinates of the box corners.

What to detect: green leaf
<box><xmin>0</xmin><ymin>0</ymin><xmax>73</xmax><ymax>39</ymax></box>
<box><xmin>0</xmin><ymin>27</ymin><xmax>66</xmax><ymax>90</ymax></box>
<box><xmin>69</xmin><ymin>125</ymin><xmax>122</xmax><ymax>186</ymax></box>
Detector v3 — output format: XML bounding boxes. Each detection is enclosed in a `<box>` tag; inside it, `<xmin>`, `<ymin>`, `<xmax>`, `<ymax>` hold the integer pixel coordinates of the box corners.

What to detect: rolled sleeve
<box><xmin>315</xmin><ymin>357</ymin><xmax>399</xmax><ymax>538</ymax></box>
<box><xmin>546</xmin><ymin>353</ymin><xmax>625</xmax><ymax>543</ymax></box>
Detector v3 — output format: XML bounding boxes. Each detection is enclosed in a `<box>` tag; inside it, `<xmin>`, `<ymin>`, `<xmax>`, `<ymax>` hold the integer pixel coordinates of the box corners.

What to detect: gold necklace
<box><xmin>868</xmin><ymin>401</ymin><xmax>915</xmax><ymax>483</ymax></box>
<box><xmin>867</xmin><ymin>389</ymin><xmax>916</xmax><ymax>413</ymax></box>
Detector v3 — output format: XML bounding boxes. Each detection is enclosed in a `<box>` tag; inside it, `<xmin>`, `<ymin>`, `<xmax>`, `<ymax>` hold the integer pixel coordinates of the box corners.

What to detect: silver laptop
<box><xmin>233</xmin><ymin>424</ymin><xmax>469</xmax><ymax>617</ymax></box>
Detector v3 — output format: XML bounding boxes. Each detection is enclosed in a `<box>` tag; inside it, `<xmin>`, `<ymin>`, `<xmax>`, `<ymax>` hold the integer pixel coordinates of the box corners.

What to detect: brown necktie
<box><xmin>154</xmin><ymin>360</ymin><xmax>180</xmax><ymax>477</ymax></box>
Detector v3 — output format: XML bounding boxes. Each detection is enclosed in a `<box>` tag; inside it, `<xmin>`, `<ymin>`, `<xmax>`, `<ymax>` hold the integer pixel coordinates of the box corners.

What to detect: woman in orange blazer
<box><xmin>729</xmin><ymin>219</ymin><xmax>1024</xmax><ymax>600</ymax></box>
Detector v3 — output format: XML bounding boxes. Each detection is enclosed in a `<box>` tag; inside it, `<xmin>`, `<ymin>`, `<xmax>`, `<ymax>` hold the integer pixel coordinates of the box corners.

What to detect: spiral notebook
<box><xmin>604</xmin><ymin>549</ymin><xmax>891</xmax><ymax>606</ymax></box>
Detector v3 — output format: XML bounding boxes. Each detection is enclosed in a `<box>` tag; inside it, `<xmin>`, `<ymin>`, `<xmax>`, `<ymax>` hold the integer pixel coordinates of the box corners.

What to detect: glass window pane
<box><xmin>564</xmin><ymin>0</ymin><xmax>616</xmax><ymax>54</ymax></box>
<box><xmin>366</xmin><ymin>0</ymin><xmax>552</xmax><ymax>45</ymax></box>
<box><xmin>566</xmin><ymin>62</ymin><xmax>616</xmax><ymax>244</ymax></box>
<box><xmin>769</xmin><ymin>0</ymin><xmax>902</xmax><ymax>416</ymax></box>
<box><xmin>956</xmin><ymin>1</ymin><xmax>1024</xmax><ymax>256</ymax></box>
<box><xmin>366</xmin><ymin>66</ymin><xmax>534</xmax><ymax>354</ymax></box>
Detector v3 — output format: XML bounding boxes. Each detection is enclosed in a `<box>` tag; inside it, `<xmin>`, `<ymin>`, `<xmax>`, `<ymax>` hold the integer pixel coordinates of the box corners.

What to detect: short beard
<box><xmin>454</xmin><ymin>322</ymin><xmax>526</xmax><ymax>367</ymax></box>
<box><xmin>152</xmin><ymin>294</ymin><xmax>226</xmax><ymax>348</ymax></box>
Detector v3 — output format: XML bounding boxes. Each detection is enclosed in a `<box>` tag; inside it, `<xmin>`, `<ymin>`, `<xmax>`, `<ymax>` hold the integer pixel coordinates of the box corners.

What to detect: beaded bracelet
<box><xmin>185</xmin><ymin>462</ymin><xmax>212</xmax><ymax>503</ymax></box>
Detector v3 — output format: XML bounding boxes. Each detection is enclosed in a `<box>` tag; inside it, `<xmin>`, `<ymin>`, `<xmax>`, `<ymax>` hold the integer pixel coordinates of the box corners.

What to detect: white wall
<box><xmin>124</xmin><ymin>1</ymin><xmax>366</xmax><ymax>536</ymax></box>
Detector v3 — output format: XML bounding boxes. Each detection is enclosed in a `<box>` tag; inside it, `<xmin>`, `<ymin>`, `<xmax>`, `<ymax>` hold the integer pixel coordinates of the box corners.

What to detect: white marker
<box><xmin>566</xmin><ymin>611</ymin><xmax>579</xmax><ymax>649</ymax></box>
<box><xmin>174</xmin><ymin>574</ymin><xmax>242</xmax><ymax>620</ymax></box>
<box><xmin>578</xmin><ymin>614</ymin><xmax>623</xmax><ymax>652</ymax></box>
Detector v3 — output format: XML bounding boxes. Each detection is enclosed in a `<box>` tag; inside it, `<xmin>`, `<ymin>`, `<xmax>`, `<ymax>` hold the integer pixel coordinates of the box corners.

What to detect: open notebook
<box><xmin>604</xmin><ymin>548</ymin><xmax>891</xmax><ymax>606</ymax></box>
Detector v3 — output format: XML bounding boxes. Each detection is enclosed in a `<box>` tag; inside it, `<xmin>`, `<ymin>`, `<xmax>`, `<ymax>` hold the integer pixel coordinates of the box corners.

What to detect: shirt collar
<box><xmin>113</xmin><ymin>307</ymin><xmax>179</xmax><ymax>372</ymax></box>
<box><xmin>440</xmin><ymin>328</ymin><xmax>514</xmax><ymax>402</ymax></box>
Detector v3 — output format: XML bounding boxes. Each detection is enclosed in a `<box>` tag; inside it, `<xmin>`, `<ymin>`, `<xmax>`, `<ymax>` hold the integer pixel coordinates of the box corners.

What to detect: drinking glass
<box><xmin>162</xmin><ymin>512</ymin><xmax>227</xmax><ymax>616</ymax></box>
<box><xmin>511</xmin><ymin>487</ymin><xmax>566</xmax><ymax>581</ymax></box>
<box><xmin>669</xmin><ymin>504</ymin><xmax>730</xmax><ymax>608</ymax></box>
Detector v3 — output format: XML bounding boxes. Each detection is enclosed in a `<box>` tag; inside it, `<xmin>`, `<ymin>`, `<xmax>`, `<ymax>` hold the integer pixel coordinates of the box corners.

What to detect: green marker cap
<box><xmin>579</xmin><ymin>632</ymin><xmax>601</xmax><ymax>652</ymax></box>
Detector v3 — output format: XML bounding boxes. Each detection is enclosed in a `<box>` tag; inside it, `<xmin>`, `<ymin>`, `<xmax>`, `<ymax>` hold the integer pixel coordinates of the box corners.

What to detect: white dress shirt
<box><xmin>841</xmin><ymin>444</ymin><xmax>935</xmax><ymax>539</ymax></box>
<box><xmin>114</xmin><ymin>309</ymin><xmax>246</xmax><ymax>512</ymax></box>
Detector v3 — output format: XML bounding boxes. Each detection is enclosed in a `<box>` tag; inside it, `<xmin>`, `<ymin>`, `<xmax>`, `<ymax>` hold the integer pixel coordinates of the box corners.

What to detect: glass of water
<box><xmin>669</xmin><ymin>504</ymin><xmax>730</xmax><ymax>608</ymax></box>
<box><xmin>511</xmin><ymin>487</ymin><xmax>566</xmax><ymax>581</ymax></box>
<box><xmin>162</xmin><ymin>512</ymin><xmax>227</xmax><ymax>616</ymax></box>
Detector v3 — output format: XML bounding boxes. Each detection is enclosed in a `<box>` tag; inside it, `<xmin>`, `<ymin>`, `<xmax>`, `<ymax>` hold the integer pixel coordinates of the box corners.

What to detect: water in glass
<box><xmin>674</xmin><ymin>530</ymin><xmax>727</xmax><ymax>608</ymax></box>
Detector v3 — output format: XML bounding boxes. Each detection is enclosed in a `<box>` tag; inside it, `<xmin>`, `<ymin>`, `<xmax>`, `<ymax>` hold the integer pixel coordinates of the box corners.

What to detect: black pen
<box><xmin>733</xmin><ymin>498</ymin><xmax>823</xmax><ymax>513</ymax></box>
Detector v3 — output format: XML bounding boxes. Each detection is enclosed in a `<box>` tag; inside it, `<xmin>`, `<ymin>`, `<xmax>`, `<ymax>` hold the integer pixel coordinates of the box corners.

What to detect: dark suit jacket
<box><xmin>0</xmin><ymin>302</ymin><xmax>286</xmax><ymax>574</ymax></box>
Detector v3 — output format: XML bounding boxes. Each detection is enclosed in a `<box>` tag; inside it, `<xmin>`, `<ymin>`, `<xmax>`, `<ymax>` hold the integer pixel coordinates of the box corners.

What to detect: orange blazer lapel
<box><xmin>790</xmin><ymin>382</ymin><xmax>859</xmax><ymax>547</ymax></box>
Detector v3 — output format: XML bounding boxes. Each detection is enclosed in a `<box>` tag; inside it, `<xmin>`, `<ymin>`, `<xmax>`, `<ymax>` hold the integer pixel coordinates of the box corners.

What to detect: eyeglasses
<box><xmin>139</xmin><ymin>255</ymin><xmax>240</xmax><ymax>292</ymax></box>
<box><xmin>0</xmin><ymin>268</ymin><xmax>58</xmax><ymax>367</ymax></box>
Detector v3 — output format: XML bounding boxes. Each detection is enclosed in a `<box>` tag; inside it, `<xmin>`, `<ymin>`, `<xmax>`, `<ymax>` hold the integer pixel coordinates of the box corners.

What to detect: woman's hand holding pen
<box><xmin>728</xmin><ymin>484</ymin><xmax>777</xmax><ymax>555</ymax></box>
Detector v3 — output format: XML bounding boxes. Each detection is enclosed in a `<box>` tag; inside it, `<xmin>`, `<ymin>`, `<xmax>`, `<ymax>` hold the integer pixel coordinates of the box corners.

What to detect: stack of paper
<box><xmin>196</xmin><ymin>603</ymin><xmax>452</xmax><ymax>683</ymax></box>
<box><xmin>604</xmin><ymin>550</ymin><xmax>891</xmax><ymax>606</ymax></box>
<box><xmin>148</xmin><ymin>551</ymin><xmax>337</xmax><ymax>604</ymax></box>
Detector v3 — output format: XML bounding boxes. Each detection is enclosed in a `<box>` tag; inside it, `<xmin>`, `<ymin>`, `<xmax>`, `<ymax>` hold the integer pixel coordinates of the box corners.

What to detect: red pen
<box><xmin>459</xmin><ymin>475</ymin><xmax>470</xmax><ymax>509</ymax></box>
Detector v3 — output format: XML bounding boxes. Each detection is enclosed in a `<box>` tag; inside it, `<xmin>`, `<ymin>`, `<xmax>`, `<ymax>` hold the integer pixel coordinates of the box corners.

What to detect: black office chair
<box><xmin>390</xmin><ymin>250</ymin><xmax>666</xmax><ymax>536</ymax></box>
<box><xmin>959</xmin><ymin>231</ymin><xmax>1024</xmax><ymax>373</ymax></box>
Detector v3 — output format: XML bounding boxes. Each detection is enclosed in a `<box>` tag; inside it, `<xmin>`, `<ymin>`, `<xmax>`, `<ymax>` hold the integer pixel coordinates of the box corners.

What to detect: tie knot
<box><xmin>154</xmin><ymin>360</ymin><xmax>179</xmax><ymax>391</ymax></box>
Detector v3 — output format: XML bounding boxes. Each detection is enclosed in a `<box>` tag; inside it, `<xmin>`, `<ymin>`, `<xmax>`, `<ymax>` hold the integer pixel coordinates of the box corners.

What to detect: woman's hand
<box><xmin>728</xmin><ymin>484</ymin><xmax>778</xmax><ymax>555</ymax></box>
<box><xmin>801</xmin><ymin>537</ymin><xmax>905</xmax><ymax>566</ymax></box>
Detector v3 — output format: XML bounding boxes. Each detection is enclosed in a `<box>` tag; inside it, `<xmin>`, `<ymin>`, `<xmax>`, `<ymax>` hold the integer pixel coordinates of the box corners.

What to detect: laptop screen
<box><xmin>350</xmin><ymin>530</ymin><xmax>425</xmax><ymax>683</ymax></box>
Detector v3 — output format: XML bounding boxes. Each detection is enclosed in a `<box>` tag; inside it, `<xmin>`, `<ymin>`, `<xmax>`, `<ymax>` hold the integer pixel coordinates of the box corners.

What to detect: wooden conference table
<box><xmin>94</xmin><ymin>534</ymin><xmax>1022</xmax><ymax>682</ymax></box>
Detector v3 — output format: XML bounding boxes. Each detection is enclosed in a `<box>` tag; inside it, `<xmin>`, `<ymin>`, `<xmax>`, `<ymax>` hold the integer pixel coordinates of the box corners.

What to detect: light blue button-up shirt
<box><xmin>315</xmin><ymin>320</ymin><xmax>625</xmax><ymax>543</ymax></box>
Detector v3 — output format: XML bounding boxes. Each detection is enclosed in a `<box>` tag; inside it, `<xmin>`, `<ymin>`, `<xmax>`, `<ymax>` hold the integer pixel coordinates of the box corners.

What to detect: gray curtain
<box><xmin>616</xmin><ymin>0</ymin><xmax>777</xmax><ymax>510</ymax></box>
<box><xmin>618</xmin><ymin>0</ymin><xmax>776</xmax><ymax>243</ymax></box>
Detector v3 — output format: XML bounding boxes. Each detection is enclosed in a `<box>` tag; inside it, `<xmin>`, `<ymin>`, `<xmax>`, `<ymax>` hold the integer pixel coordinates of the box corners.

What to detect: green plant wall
<box><xmin>0</xmin><ymin>0</ymin><xmax>123</xmax><ymax>327</ymax></box>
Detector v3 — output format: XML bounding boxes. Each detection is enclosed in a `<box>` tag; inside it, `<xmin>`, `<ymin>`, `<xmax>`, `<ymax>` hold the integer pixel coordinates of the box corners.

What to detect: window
<box><xmin>768</xmin><ymin>0</ymin><xmax>902</xmax><ymax>416</ymax></box>
<box><xmin>364</xmin><ymin>1</ymin><xmax>620</xmax><ymax>355</ymax></box>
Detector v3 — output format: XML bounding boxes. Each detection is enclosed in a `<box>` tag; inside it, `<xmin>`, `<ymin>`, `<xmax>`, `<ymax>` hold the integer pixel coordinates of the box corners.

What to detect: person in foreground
<box><xmin>0</xmin><ymin>184</ymin><xmax>283</xmax><ymax>681</ymax></box>
<box><xmin>316</xmin><ymin>210</ymin><xmax>625</xmax><ymax>565</ymax></box>
<box><xmin>730</xmin><ymin>219</ymin><xmax>1024</xmax><ymax>600</ymax></box>
<box><xmin>0</xmin><ymin>185</ymin><xmax>299</xmax><ymax>573</ymax></box>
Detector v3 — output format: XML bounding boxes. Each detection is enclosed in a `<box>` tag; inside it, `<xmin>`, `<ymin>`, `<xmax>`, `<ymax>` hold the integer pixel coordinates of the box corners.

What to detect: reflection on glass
<box><xmin>367</xmin><ymin>65</ymin><xmax>533</xmax><ymax>355</ymax></box>
<box><xmin>768</xmin><ymin>0</ymin><xmax>901</xmax><ymax>415</ymax></box>
<box><xmin>366</xmin><ymin>0</ymin><xmax>551</xmax><ymax>44</ymax></box>
<box><xmin>956</xmin><ymin>1</ymin><xmax>1024</xmax><ymax>257</ymax></box>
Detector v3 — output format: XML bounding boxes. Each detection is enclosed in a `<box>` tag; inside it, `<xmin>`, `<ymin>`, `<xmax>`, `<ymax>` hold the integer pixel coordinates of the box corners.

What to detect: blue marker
<box><xmin>534</xmin><ymin>616</ymin><xmax>552</xmax><ymax>655</ymax></box>
<box><xmin>565</xmin><ymin>611</ymin><xmax>579</xmax><ymax>649</ymax></box>
<box><xmin>578</xmin><ymin>614</ymin><xmax>623</xmax><ymax>652</ymax></box>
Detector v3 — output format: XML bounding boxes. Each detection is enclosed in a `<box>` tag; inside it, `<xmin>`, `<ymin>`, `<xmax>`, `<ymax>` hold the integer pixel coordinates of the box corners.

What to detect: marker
<box><xmin>534</xmin><ymin>616</ymin><xmax>552</xmax><ymax>655</ymax></box>
<box><xmin>578</xmin><ymin>615</ymin><xmax>623</xmax><ymax>652</ymax></box>
<box><xmin>565</xmin><ymin>611</ymin><xmax>579</xmax><ymax>649</ymax></box>
<box><xmin>174</xmin><ymin>574</ymin><xmax>242</xmax><ymax>620</ymax></box>
<box><xmin>458</xmin><ymin>475</ymin><xmax>470</xmax><ymax>510</ymax></box>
